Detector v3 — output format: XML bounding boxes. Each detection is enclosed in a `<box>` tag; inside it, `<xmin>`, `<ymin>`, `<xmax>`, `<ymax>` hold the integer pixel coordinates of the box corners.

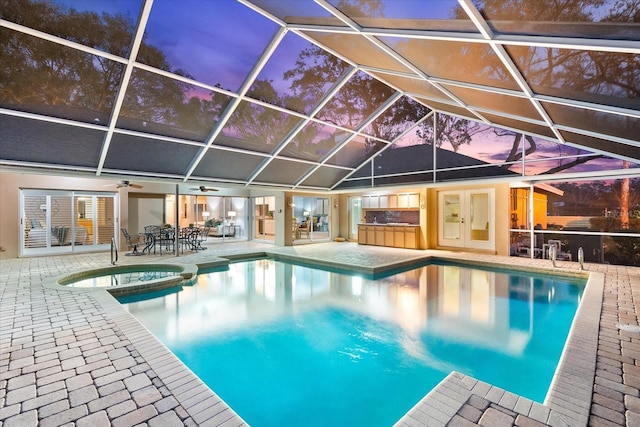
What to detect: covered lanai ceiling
<box><xmin>1</xmin><ymin>0</ymin><xmax>639</xmax><ymax>191</ymax></box>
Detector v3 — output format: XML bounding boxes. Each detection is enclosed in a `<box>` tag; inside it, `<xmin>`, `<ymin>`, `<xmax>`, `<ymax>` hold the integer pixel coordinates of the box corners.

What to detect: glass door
<box><xmin>441</xmin><ymin>193</ymin><xmax>462</xmax><ymax>242</ymax></box>
<box><xmin>75</xmin><ymin>194</ymin><xmax>117</xmax><ymax>249</ymax></box>
<box><xmin>22</xmin><ymin>191</ymin><xmax>73</xmax><ymax>256</ymax></box>
<box><xmin>198</xmin><ymin>195</ymin><xmax>247</xmax><ymax>241</ymax></box>
<box><xmin>313</xmin><ymin>197</ymin><xmax>330</xmax><ymax>240</ymax></box>
<box><xmin>349</xmin><ymin>196</ymin><xmax>362</xmax><ymax>241</ymax></box>
<box><xmin>469</xmin><ymin>191</ymin><xmax>491</xmax><ymax>246</ymax></box>
<box><xmin>22</xmin><ymin>190</ymin><xmax>117</xmax><ymax>256</ymax></box>
<box><xmin>439</xmin><ymin>189</ymin><xmax>494</xmax><ymax>250</ymax></box>
<box><xmin>254</xmin><ymin>196</ymin><xmax>275</xmax><ymax>242</ymax></box>
<box><xmin>292</xmin><ymin>196</ymin><xmax>331</xmax><ymax>243</ymax></box>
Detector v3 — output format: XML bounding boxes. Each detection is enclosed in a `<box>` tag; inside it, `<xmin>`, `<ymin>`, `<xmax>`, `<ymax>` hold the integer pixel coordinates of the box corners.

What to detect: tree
<box><xmin>620</xmin><ymin>161</ymin><xmax>630</xmax><ymax>229</ymax></box>
<box><xmin>227</xmin><ymin>79</ymin><xmax>302</xmax><ymax>150</ymax></box>
<box><xmin>0</xmin><ymin>0</ymin><xmax>221</xmax><ymax>138</ymax></box>
<box><xmin>294</xmin><ymin>0</ymin><xmax>623</xmax><ymax>177</ymax></box>
<box><xmin>430</xmin><ymin>0</ymin><xmax>634</xmax><ymax>170</ymax></box>
<box><xmin>1</xmin><ymin>0</ymin><xmax>137</xmax><ymax>112</ymax></box>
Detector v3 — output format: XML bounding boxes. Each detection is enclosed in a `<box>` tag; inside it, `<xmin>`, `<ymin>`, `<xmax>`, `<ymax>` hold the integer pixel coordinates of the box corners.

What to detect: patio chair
<box><xmin>178</xmin><ymin>227</ymin><xmax>199</xmax><ymax>253</ymax></box>
<box><xmin>143</xmin><ymin>225</ymin><xmax>162</xmax><ymax>254</ymax></box>
<box><xmin>192</xmin><ymin>227</ymin><xmax>209</xmax><ymax>251</ymax></box>
<box><xmin>121</xmin><ymin>228</ymin><xmax>143</xmax><ymax>256</ymax></box>
<box><xmin>159</xmin><ymin>227</ymin><xmax>175</xmax><ymax>254</ymax></box>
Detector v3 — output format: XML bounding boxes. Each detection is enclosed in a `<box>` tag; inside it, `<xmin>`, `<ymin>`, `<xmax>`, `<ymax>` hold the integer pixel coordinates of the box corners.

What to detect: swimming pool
<box><xmin>119</xmin><ymin>258</ymin><xmax>585</xmax><ymax>426</ymax></box>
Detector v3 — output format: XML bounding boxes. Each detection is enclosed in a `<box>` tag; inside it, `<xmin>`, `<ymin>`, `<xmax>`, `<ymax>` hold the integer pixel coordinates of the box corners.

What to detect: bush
<box><xmin>590</xmin><ymin>217</ymin><xmax>640</xmax><ymax>233</ymax></box>
<box><xmin>590</xmin><ymin>217</ymin><xmax>640</xmax><ymax>266</ymax></box>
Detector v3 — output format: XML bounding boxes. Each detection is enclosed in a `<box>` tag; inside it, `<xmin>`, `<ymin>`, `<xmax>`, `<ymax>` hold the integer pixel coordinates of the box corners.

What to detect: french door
<box><xmin>438</xmin><ymin>189</ymin><xmax>494</xmax><ymax>250</ymax></box>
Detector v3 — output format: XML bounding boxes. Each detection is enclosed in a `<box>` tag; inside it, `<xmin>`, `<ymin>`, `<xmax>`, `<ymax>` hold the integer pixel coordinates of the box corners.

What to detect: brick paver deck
<box><xmin>1</xmin><ymin>241</ymin><xmax>638</xmax><ymax>426</ymax></box>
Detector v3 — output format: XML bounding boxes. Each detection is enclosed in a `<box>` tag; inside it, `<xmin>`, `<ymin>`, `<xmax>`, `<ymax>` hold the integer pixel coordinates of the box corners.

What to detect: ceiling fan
<box><xmin>191</xmin><ymin>185</ymin><xmax>219</xmax><ymax>192</ymax></box>
<box><xmin>108</xmin><ymin>180</ymin><xmax>143</xmax><ymax>189</ymax></box>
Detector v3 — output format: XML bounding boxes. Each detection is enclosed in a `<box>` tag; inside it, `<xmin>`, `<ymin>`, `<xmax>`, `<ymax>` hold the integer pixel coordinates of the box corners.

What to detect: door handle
<box><xmin>461</xmin><ymin>218</ymin><xmax>464</xmax><ymax>224</ymax></box>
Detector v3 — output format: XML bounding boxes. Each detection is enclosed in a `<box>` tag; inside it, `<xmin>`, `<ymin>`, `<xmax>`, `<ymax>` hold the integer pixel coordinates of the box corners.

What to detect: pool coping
<box><xmin>45</xmin><ymin>263</ymin><xmax>199</xmax><ymax>297</ymax></box>
<box><xmin>88</xmin><ymin>252</ymin><xmax>600</xmax><ymax>426</ymax></box>
<box><xmin>267</xmin><ymin>249</ymin><xmax>590</xmax><ymax>280</ymax></box>
<box><xmin>89</xmin><ymin>290</ymin><xmax>247</xmax><ymax>426</ymax></box>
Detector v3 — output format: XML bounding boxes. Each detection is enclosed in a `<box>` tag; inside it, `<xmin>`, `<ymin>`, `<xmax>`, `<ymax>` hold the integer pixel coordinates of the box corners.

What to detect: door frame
<box><xmin>348</xmin><ymin>196</ymin><xmax>362</xmax><ymax>241</ymax></box>
<box><xmin>252</xmin><ymin>195</ymin><xmax>275</xmax><ymax>242</ymax></box>
<box><xmin>21</xmin><ymin>189</ymin><xmax>117</xmax><ymax>257</ymax></box>
<box><xmin>438</xmin><ymin>188</ymin><xmax>495</xmax><ymax>250</ymax></box>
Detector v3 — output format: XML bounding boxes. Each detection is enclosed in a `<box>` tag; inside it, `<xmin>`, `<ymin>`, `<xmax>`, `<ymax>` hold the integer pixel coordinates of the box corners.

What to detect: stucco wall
<box><xmin>0</xmin><ymin>171</ymin><xmax>253</xmax><ymax>259</ymax></box>
<box><xmin>2</xmin><ymin>170</ymin><xmax>512</xmax><ymax>259</ymax></box>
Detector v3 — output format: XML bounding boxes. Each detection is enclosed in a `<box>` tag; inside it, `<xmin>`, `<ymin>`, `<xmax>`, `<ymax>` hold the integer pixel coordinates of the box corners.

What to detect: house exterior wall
<box><xmin>347</xmin><ymin>183</ymin><xmax>511</xmax><ymax>255</ymax></box>
<box><xmin>511</xmin><ymin>188</ymin><xmax>549</xmax><ymax>229</ymax></box>
<box><xmin>534</xmin><ymin>192</ymin><xmax>549</xmax><ymax>228</ymax></box>
<box><xmin>2</xmin><ymin>170</ymin><xmax>514</xmax><ymax>259</ymax></box>
<box><xmin>0</xmin><ymin>171</ymin><xmax>252</xmax><ymax>259</ymax></box>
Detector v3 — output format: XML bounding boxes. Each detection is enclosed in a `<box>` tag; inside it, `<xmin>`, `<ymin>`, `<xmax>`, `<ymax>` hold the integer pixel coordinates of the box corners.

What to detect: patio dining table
<box><xmin>142</xmin><ymin>226</ymin><xmax>176</xmax><ymax>255</ymax></box>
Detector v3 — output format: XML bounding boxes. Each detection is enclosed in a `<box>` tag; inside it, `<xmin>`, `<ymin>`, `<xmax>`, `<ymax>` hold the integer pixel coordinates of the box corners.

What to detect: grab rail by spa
<box><xmin>111</xmin><ymin>237</ymin><xmax>118</xmax><ymax>265</ymax></box>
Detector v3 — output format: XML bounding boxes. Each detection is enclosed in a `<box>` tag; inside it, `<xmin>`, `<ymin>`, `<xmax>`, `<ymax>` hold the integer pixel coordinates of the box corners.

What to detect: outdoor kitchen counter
<box><xmin>357</xmin><ymin>223</ymin><xmax>420</xmax><ymax>249</ymax></box>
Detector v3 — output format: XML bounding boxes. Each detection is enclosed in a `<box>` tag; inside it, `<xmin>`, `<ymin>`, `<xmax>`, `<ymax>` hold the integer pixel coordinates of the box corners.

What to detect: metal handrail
<box><xmin>578</xmin><ymin>247</ymin><xmax>584</xmax><ymax>270</ymax></box>
<box><xmin>111</xmin><ymin>237</ymin><xmax>118</xmax><ymax>265</ymax></box>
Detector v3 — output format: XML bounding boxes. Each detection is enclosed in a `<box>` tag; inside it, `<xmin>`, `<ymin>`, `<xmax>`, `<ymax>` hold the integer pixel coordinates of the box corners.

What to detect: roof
<box><xmin>1</xmin><ymin>0</ymin><xmax>638</xmax><ymax>190</ymax></box>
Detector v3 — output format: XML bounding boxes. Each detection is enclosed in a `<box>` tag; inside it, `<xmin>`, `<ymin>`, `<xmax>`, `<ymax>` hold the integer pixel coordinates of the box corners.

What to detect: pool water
<box><xmin>119</xmin><ymin>259</ymin><xmax>584</xmax><ymax>427</ymax></box>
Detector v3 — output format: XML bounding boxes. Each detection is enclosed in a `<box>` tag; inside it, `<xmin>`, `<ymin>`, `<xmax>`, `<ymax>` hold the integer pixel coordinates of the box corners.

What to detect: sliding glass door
<box><xmin>291</xmin><ymin>196</ymin><xmax>331</xmax><ymax>243</ymax></box>
<box><xmin>254</xmin><ymin>196</ymin><xmax>275</xmax><ymax>242</ymax></box>
<box><xmin>21</xmin><ymin>189</ymin><xmax>117</xmax><ymax>256</ymax></box>
<box><xmin>76</xmin><ymin>194</ymin><xmax>116</xmax><ymax>246</ymax></box>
